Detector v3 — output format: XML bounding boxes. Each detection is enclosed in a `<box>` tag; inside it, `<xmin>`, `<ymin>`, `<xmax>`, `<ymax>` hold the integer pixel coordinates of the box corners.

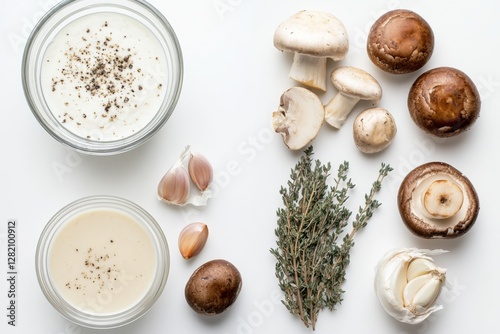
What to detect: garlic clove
<box><xmin>178</xmin><ymin>222</ymin><xmax>209</xmax><ymax>259</ymax></box>
<box><xmin>188</xmin><ymin>153</ymin><xmax>213</xmax><ymax>191</ymax></box>
<box><xmin>158</xmin><ymin>165</ymin><xmax>190</xmax><ymax>205</ymax></box>
<box><xmin>412</xmin><ymin>277</ymin><xmax>443</xmax><ymax>311</ymax></box>
<box><xmin>388</xmin><ymin>255</ymin><xmax>410</xmax><ymax>309</ymax></box>
<box><xmin>406</xmin><ymin>258</ymin><xmax>436</xmax><ymax>281</ymax></box>
<box><xmin>157</xmin><ymin>146</ymin><xmax>213</xmax><ymax>207</ymax></box>
<box><xmin>375</xmin><ymin>251</ymin><xmax>410</xmax><ymax>312</ymax></box>
<box><xmin>403</xmin><ymin>273</ymin><xmax>432</xmax><ymax>307</ymax></box>
<box><xmin>423</xmin><ymin>179</ymin><xmax>464</xmax><ymax>219</ymax></box>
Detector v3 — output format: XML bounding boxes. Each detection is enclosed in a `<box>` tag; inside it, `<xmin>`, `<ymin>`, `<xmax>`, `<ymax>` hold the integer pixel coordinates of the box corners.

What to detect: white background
<box><xmin>2</xmin><ymin>0</ymin><xmax>500</xmax><ymax>333</ymax></box>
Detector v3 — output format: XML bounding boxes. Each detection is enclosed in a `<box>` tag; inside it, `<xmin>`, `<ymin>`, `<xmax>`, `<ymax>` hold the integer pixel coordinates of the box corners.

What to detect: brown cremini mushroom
<box><xmin>407</xmin><ymin>67</ymin><xmax>481</xmax><ymax>137</ymax></box>
<box><xmin>185</xmin><ymin>259</ymin><xmax>242</xmax><ymax>315</ymax></box>
<box><xmin>367</xmin><ymin>9</ymin><xmax>434</xmax><ymax>74</ymax></box>
<box><xmin>398</xmin><ymin>162</ymin><xmax>479</xmax><ymax>239</ymax></box>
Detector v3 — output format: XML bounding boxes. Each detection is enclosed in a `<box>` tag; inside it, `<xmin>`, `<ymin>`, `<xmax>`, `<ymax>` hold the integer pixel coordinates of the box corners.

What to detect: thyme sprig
<box><xmin>270</xmin><ymin>146</ymin><xmax>392</xmax><ymax>330</ymax></box>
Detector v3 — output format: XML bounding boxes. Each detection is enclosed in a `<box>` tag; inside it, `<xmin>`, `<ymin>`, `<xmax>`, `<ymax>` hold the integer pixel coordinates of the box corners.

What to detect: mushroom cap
<box><xmin>408</xmin><ymin>67</ymin><xmax>481</xmax><ymax>137</ymax></box>
<box><xmin>272</xmin><ymin>87</ymin><xmax>325</xmax><ymax>150</ymax></box>
<box><xmin>353</xmin><ymin>107</ymin><xmax>396</xmax><ymax>153</ymax></box>
<box><xmin>273</xmin><ymin>10</ymin><xmax>349</xmax><ymax>60</ymax></box>
<box><xmin>398</xmin><ymin>162</ymin><xmax>479</xmax><ymax>239</ymax></box>
<box><xmin>330</xmin><ymin>66</ymin><xmax>382</xmax><ymax>101</ymax></box>
<box><xmin>185</xmin><ymin>259</ymin><xmax>242</xmax><ymax>315</ymax></box>
<box><xmin>367</xmin><ymin>9</ymin><xmax>434</xmax><ymax>74</ymax></box>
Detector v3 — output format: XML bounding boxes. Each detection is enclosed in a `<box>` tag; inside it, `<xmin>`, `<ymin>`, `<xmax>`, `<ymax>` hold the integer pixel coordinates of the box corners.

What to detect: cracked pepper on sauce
<box><xmin>49</xmin><ymin>209</ymin><xmax>156</xmax><ymax>314</ymax></box>
<box><xmin>42</xmin><ymin>12</ymin><xmax>167</xmax><ymax>141</ymax></box>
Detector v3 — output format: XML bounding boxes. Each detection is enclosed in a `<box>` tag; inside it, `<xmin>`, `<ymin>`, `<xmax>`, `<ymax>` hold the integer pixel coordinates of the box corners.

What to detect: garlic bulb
<box><xmin>374</xmin><ymin>248</ymin><xmax>447</xmax><ymax>324</ymax></box>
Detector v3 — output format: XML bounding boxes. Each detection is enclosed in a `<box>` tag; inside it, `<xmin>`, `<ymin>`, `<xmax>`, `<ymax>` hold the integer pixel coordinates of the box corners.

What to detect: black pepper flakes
<box><xmin>49</xmin><ymin>21</ymin><xmax>143</xmax><ymax>125</ymax></box>
<box><xmin>47</xmin><ymin>18</ymin><xmax>167</xmax><ymax>141</ymax></box>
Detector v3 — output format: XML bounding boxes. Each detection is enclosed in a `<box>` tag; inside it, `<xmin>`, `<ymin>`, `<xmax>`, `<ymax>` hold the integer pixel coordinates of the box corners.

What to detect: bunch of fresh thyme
<box><xmin>270</xmin><ymin>146</ymin><xmax>392</xmax><ymax>330</ymax></box>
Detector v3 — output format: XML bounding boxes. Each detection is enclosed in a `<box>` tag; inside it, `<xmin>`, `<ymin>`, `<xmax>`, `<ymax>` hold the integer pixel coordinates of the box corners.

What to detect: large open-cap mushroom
<box><xmin>353</xmin><ymin>107</ymin><xmax>396</xmax><ymax>153</ymax></box>
<box><xmin>367</xmin><ymin>9</ymin><xmax>434</xmax><ymax>74</ymax></box>
<box><xmin>398</xmin><ymin>162</ymin><xmax>479</xmax><ymax>239</ymax></box>
<box><xmin>273</xmin><ymin>10</ymin><xmax>349</xmax><ymax>91</ymax></box>
<box><xmin>408</xmin><ymin>67</ymin><xmax>481</xmax><ymax>137</ymax></box>
<box><xmin>272</xmin><ymin>87</ymin><xmax>324</xmax><ymax>150</ymax></box>
<box><xmin>325</xmin><ymin>66</ymin><xmax>382</xmax><ymax>129</ymax></box>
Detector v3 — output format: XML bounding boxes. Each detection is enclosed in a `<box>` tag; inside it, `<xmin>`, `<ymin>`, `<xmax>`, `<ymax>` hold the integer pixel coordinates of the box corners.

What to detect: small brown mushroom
<box><xmin>407</xmin><ymin>67</ymin><xmax>481</xmax><ymax>137</ymax></box>
<box><xmin>185</xmin><ymin>259</ymin><xmax>242</xmax><ymax>315</ymax></box>
<box><xmin>398</xmin><ymin>162</ymin><xmax>479</xmax><ymax>239</ymax></box>
<box><xmin>367</xmin><ymin>9</ymin><xmax>434</xmax><ymax>74</ymax></box>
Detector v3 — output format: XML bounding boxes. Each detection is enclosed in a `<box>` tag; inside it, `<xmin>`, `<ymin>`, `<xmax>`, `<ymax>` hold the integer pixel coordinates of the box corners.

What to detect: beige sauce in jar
<box><xmin>49</xmin><ymin>209</ymin><xmax>156</xmax><ymax>315</ymax></box>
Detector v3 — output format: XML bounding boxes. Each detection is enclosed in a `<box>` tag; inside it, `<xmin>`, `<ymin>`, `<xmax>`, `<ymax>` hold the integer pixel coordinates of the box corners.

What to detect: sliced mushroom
<box><xmin>353</xmin><ymin>107</ymin><xmax>396</xmax><ymax>153</ymax></box>
<box><xmin>324</xmin><ymin>66</ymin><xmax>382</xmax><ymax>129</ymax></box>
<box><xmin>408</xmin><ymin>67</ymin><xmax>481</xmax><ymax>137</ymax></box>
<box><xmin>367</xmin><ymin>9</ymin><xmax>434</xmax><ymax>74</ymax></box>
<box><xmin>272</xmin><ymin>87</ymin><xmax>324</xmax><ymax>150</ymax></box>
<box><xmin>273</xmin><ymin>10</ymin><xmax>349</xmax><ymax>91</ymax></box>
<box><xmin>398</xmin><ymin>162</ymin><xmax>479</xmax><ymax>239</ymax></box>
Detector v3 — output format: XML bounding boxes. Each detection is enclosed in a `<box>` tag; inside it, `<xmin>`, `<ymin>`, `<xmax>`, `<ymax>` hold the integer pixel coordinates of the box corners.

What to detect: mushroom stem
<box><xmin>422</xmin><ymin>180</ymin><xmax>464</xmax><ymax>219</ymax></box>
<box><xmin>289</xmin><ymin>53</ymin><xmax>328</xmax><ymax>91</ymax></box>
<box><xmin>324</xmin><ymin>93</ymin><xmax>360</xmax><ymax>128</ymax></box>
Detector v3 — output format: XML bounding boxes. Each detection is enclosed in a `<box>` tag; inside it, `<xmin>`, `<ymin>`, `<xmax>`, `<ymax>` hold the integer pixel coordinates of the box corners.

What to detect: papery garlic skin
<box><xmin>374</xmin><ymin>248</ymin><xmax>447</xmax><ymax>324</ymax></box>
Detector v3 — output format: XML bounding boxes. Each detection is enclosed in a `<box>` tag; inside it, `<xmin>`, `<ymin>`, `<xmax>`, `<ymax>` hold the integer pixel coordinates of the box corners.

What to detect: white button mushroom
<box><xmin>324</xmin><ymin>66</ymin><xmax>382</xmax><ymax>129</ymax></box>
<box><xmin>352</xmin><ymin>107</ymin><xmax>396</xmax><ymax>154</ymax></box>
<box><xmin>272</xmin><ymin>87</ymin><xmax>324</xmax><ymax>150</ymax></box>
<box><xmin>273</xmin><ymin>10</ymin><xmax>349</xmax><ymax>91</ymax></box>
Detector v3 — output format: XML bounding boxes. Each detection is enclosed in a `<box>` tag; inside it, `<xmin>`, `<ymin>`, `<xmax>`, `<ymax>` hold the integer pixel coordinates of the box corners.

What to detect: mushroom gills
<box><xmin>399</xmin><ymin>162</ymin><xmax>479</xmax><ymax>239</ymax></box>
<box><xmin>272</xmin><ymin>87</ymin><xmax>325</xmax><ymax>150</ymax></box>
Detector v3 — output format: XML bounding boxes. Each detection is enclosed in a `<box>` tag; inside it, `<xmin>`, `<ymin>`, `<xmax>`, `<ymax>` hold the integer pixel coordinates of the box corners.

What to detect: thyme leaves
<box><xmin>270</xmin><ymin>146</ymin><xmax>392</xmax><ymax>329</ymax></box>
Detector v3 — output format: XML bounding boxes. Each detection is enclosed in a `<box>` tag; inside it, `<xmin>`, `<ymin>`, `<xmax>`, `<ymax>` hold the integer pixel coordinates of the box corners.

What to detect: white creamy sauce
<box><xmin>49</xmin><ymin>209</ymin><xmax>156</xmax><ymax>315</ymax></box>
<box><xmin>42</xmin><ymin>12</ymin><xmax>167</xmax><ymax>141</ymax></box>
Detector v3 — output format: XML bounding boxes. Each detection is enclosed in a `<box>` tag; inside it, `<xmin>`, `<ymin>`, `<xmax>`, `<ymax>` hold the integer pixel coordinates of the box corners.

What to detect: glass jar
<box><xmin>35</xmin><ymin>195</ymin><xmax>169</xmax><ymax>329</ymax></box>
<box><xmin>22</xmin><ymin>0</ymin><xmax>183</xmax><ymax>155</ymax></box>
